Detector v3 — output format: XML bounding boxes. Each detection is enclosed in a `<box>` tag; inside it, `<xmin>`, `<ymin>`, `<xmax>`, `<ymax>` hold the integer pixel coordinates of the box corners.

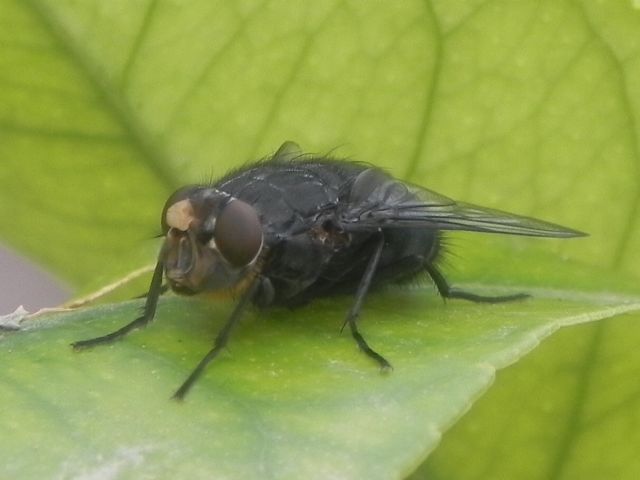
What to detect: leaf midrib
<box><xmin>25</xmin><ymin>0</ymin><xmax>179</xmax><ymax>192</ymax></box>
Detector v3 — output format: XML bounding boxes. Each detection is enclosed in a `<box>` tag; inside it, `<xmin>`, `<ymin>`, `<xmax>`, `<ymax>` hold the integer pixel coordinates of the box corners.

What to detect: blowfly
<box><xmin>73</xmin><ymin>142</ymin><xmax>586</xmax><ymax>399</ymax></box>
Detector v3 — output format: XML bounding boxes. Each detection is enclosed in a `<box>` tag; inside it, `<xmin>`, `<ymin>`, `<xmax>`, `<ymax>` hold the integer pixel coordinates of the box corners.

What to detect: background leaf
<box><xmin>1</xmin><ymin>0</ymin><xmax>639</xmax><ymax>479</ymax></box>
<box><xmin>415</xmin><ymin>311</ymin><xmax>640</xmax><ymax>479</ymax></box>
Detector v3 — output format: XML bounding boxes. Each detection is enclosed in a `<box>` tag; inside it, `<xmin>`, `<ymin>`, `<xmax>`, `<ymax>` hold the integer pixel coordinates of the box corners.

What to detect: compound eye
<box><xmin>214</xmin><ymin>199</ymin><xmax>263</xmax><ymax>267</ymax></box>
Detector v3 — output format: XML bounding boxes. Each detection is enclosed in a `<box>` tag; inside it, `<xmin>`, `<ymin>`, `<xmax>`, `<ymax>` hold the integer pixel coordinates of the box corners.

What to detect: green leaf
<box><xmin>2</xmin><ymin>290</ymin><xmax>638</xmax><ymax>479</ymax></box>
<box><xmin>414</xmin><ymin>312</ymin><xmax>640</xmax><ymax>479</ymax></box>
<box><xmin>1</xmin><ymin>0</ymin><xmax>640</xmax><ymax>479</ymax></box>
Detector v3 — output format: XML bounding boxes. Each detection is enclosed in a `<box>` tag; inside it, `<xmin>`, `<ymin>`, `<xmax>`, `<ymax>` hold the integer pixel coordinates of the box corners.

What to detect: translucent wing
<box><xmin>338</xmin><ymin>168</ymin><xmax>586</xmax><ymax>238</ymax></box>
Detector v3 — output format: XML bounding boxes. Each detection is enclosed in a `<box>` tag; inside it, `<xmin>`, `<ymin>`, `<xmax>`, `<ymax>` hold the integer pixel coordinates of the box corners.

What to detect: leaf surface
<box><xmin>1</xmin><ymin>1</ymin><xmax>640</xmax><ymax>478</ymax></box>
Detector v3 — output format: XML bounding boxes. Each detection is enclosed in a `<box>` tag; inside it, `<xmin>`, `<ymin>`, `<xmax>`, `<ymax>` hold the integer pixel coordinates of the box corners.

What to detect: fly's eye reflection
<box><xmin>72</xmin><ymin>141</ymin><xmax>586</xmax><ymax>400</ymax></box>
<box><xmin>214</xmin><ymin>199</ymin><xmax>262</xmax><ymax>267</ymax></box>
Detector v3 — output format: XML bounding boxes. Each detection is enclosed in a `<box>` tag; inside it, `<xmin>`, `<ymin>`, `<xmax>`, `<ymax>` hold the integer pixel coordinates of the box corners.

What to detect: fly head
<box><xmin>160</xmin><ymin>186</ymin><xmax>263</xmax><ymax>294</ymax></box>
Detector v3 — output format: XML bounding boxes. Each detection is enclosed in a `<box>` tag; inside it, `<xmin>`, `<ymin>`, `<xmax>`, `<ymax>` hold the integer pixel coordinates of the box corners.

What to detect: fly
<box><xmin>72</xmin><ymin>142</ymin><xmax>586</xmax><ymax>399</ymax></box>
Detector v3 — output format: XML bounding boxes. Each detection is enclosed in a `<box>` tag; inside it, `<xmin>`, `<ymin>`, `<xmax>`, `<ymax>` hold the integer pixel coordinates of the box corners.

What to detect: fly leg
<box><xmin>425</xmin><ymin>264</ymin><xmax>529</xmax><ymax>303</ymax></box>
<box><xmin>172</xmin><ymin>277</ymin><xmax>260</xmax><ymax>400</ymax></box>
<box><xmin>342</xmin><ymin>232</ymin><xmax>392</xmax><ymax>371</ymax></box>
<box><xmin>72</xmin><ymin>259</ymin><xmax>165</xmax><ymax>350</ymax></box>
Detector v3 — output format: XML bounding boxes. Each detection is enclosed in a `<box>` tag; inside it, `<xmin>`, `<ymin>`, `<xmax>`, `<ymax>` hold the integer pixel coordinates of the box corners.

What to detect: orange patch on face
<box><xmin>166</xmin><ymin>199</ymin><xmax>195</xmax><ymax>231</ymax></box>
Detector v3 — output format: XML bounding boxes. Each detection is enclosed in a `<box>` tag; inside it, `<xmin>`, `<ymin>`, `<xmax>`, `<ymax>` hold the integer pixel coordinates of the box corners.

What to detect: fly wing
<box><xmin>338</xmin><ymin>168</ymin><xmax>586</xmax><ymax>238</ymax></box>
